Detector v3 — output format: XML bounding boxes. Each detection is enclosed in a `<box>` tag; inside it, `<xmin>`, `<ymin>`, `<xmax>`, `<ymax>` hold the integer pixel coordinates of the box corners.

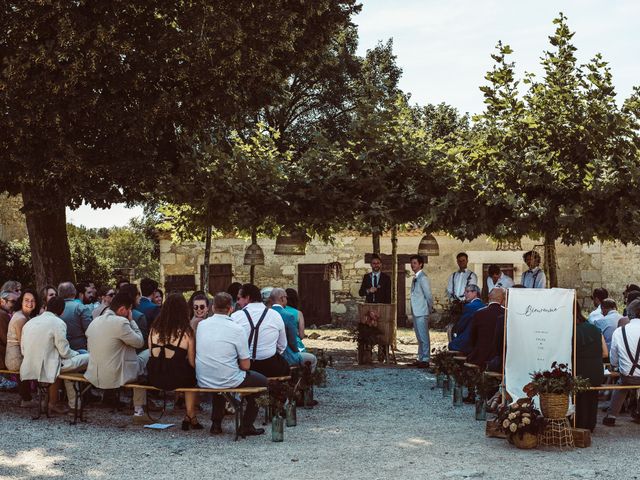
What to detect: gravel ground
<box><xmin>1</xmin><ymin>329</ymin><xmax>639</xmax><ymax>480</ymax></box>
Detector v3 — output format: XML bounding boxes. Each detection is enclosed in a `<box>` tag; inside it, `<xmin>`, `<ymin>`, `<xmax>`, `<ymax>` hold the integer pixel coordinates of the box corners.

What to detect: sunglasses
<box><xmin>194</xmin><ymin>304</ymin><xmax>207</xmax><ymax>310</ymax></box>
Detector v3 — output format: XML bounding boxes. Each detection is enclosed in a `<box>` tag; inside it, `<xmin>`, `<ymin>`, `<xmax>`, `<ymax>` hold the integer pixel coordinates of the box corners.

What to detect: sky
<box><xmin>67</xmin><ymin>0</ymin><xmax>639</xmax><ymax>229</ymax></box>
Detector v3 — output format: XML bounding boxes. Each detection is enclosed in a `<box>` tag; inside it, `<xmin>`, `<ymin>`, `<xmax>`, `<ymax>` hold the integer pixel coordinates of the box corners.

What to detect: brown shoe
<box><xmin>132</xmin><ymin>413</ymin><xmax>152</xmax><ymax>425</ymax></box>
<box><xmin>48</xmin><ymin>403</ymin><xmax>69</xmax><ymax>415</ymax></box>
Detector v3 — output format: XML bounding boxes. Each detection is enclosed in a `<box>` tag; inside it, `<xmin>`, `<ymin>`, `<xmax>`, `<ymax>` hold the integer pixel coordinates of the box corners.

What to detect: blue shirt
<box><xmin>137</xmin><ymin>297</ymin><xmax>160</xmax><ymax>324</ymax></box>
<box><xmin>449</xmin><ymin>298</ymin><xmax>486</xmax><ymax>354</ymax></box>
<box><xmin>272</xmin><ymin>305</ymin><xmax>302</xmax><ymax>366</ymax></box>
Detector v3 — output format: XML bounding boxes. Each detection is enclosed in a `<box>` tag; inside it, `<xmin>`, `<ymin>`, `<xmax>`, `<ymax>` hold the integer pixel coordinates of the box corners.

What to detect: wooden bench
<box><xmin>58</xmin><ymin>373</ymin><xmax>267</xmax><ymax>440</ymax></box>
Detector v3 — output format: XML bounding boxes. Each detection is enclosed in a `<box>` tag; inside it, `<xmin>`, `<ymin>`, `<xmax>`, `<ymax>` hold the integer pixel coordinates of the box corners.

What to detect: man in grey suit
<box><xmin>409</xmin><ymin>254</ymin><xmax>433</xmax><ymax>368</ymax></box>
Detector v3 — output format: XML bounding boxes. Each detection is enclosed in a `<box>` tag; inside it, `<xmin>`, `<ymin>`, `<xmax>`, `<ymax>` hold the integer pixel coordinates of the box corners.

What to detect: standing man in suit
<box><xmin>359</xmin><ymin>254</ymin><xmax>392</xmax><ymax>304</ymax></box>
<box><xmin>409</xmin><ymin>254</ymin><xmax>433</xmax><ymax>368</ymax></box>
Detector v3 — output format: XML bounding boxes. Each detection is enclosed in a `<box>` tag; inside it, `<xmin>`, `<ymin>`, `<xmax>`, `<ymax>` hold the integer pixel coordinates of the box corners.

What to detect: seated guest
<box><xmin>0</xmin><ymin>290</ymin><xmax>18</xmax><ymax>369</ymax></box>
<box><xmin>138</xmin><ymin>278</ymin><xmax>161</xmax><ymax>324</ymax></box>
<box><xmin>20</xmin><ymin>297</ymin><xmax>90</xmax><ymax>414</ymax></box>
<box><xmin>85</xmin><ymin>292</ymin><xmax>150</xmax><ymax>423</ymax></box>
<box><xmin>619</xmin><ymin>292</ymin><xmax>640</xmax><ymax>327</ymax></box>
<box><xmin>38</xmin><ymin>285</ymin><xmax>57</xmax><ymax>314</ymax></box>
<box><xmin>270</xmin><ymin>288</ymin><xmax>317</xmax><ymax>371</ymax></box>
<box><xmin>190</xmin><ymin>292</ymin><xmax>210</xmax><ymax>332</ymax></box>
<box><xmin>486</xmin><ymin>265</ymin><xmax>514</xmax><ymax>293</ymax></box>
<box><xmin>147</xmin><ymin>293</ymin><xmax>201</xmax><ymax>431</ymax></box>
<box><xmin>152</xmin><ymin>288</ymin><xmax>164</xmax><ymax>306</ymax></box>
<box><xmin>467</xmin><ymin>288</ymin><xmax>506</xmax><ymax>368</ymax></box>
<box><xmin>588</xmin><ymin>288</ymin><xmax>609</xmax><ymax>324</ymax></box>
<box><xmin>92</xmin><ymin>286</ymin><xmax>115</xmax><ymax>319</ymax></box>
<box><xmin>285</xmin><ymin>288</ymin><xmax>306</xmax><ymax>351</ymax></box>
<box><xmin>227</xmin><ymin>282</ymin><xmax>242</xmax><ymax>311</ymax></box>
<box><xmin>575</xmin><ymin>310</ymin><xmax>607</xmax><ymax>431</ymax></box>
<box><xmin>231</xmin><ymin>283</ymin><xmax>289</xmax><ymax>377</ymax></box>
<box><xmin>196</xmin><ymin>292</ymin><xmax>268</xmax><ymax>435</ymax></box>
<box><xmin>448</xmin><ymin>285</ymin><xmax>485</xmax><ymax>354</ymax></box>
<box><xmin>1</xmin><ymin>280</ymin><xmax>22</xmax><ymax>296</ymax></box>
<box><xmin>58</xmin><ymin>281</ymin><xmax>92</xmax><ymax>352</ymax></box>
<box><xmin>603</xmin><ymin>300</ymin><xmax>640</xmax><ymax>426</ymax></box>
<box><xmin>119</xmin><ymin>283</ymin><xmax>149</xmax><ymax>347</ymax></box>
<box><xmin>5</xmin><ymin>288</ymin><xmax>39</xmax><ymax>407</ymax></box>
<box><xmin>76</xmin><ymin>280</ymin><xmax>96</xmax><ymax>306</ymax></box>
<box><xmin>594</xmin><ymin>298</ymin><xmax>622</xmax><ymax>351</ymax></box>
<box><xmin>623</xmin><ymin>284</ymin><xmax>640</xmax><ymax>316</ymax></box>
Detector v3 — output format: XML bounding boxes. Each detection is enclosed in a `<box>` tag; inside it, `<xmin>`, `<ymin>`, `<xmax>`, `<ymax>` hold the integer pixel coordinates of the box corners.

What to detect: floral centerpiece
<box><xmin>496</xmin><ymin>398</ymin><xmax>544</xmax><ymax>449</ymax></box>
<box><xmin>523</xmin><ymin>362</ymin><xmax>591</xmax><ymax>419</ymax></box>
<box><xmin>429</xmin><ymin>348</ymin><xmax>457</xmax><ymax>377</ymax></box>
<box><xmin>351</xmin><ymin>310</ymin><xmax>382</xmax><ymax>365</ymax></box>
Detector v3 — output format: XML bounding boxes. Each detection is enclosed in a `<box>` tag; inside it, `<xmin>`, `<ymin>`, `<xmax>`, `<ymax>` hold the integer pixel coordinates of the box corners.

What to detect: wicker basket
<box><xmin>539</xmin><ymin>393</ymin><xmax>569</xmax><ymax>419</ymax></box>
<box><xmin>512</xmin><ymin>432</ymin><xmax>538</xmax><ymax>449</ymax></box>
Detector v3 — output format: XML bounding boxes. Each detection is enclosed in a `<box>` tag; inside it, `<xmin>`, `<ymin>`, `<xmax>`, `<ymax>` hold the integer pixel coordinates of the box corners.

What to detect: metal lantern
<box><xmin>417</xmin><ymin>233</ymin><xmax>440</xmax><ymax>257</ymax></box>
<box><xmin>243</xmin><ymin>243</ymin><xmax>265</xmax><ymax>265</ymax></box>
<box><xmin>274</xmin><ymin>232</ymin><xmax>308</xmax><ymax>255</ymax></box>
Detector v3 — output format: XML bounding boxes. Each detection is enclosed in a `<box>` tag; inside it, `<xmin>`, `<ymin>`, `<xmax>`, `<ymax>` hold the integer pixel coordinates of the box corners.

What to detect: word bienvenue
<box><xmin>518</xmin><ymin>305</ymin><xmax>564</xmax><ymax>317</ymax></box>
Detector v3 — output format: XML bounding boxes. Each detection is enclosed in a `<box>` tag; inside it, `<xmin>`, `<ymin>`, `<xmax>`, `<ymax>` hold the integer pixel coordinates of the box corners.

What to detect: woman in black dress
<box><xmin>575</xmin><ymin>309</ymin><xmax>607</xmax><ymax>431</ymax></box>
<box><xmin>148</xmin><ymin>293</ymin><xmax>202</xmax><ymax>430</ymax></box>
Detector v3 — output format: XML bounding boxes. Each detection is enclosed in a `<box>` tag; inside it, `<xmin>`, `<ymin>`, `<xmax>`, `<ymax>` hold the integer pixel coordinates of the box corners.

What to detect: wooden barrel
<box><xmin>358</xmin><ymin>303</ymin><xmax>396</xmax><ymax>348</ymax></box>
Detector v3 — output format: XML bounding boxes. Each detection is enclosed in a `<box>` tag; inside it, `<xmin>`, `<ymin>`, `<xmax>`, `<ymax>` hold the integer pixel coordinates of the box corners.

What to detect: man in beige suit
<box><xmin>21</xmin><ymin>296</ymin><xmax>89</xmax><ymax>413</ymax></box>
<box><xmin>85</xmin><ymin>292</ymin><xmax>150</xmax><ymax>423</ymax></box>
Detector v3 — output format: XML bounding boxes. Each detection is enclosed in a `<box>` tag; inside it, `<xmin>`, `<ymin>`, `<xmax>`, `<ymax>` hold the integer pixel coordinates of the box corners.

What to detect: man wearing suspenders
<box><xmin>520</xmin><ymin>251</ymin><xmax>546</xmax><ymax>288</ymax></box>
<box><xmin>603</xmin><ymin>300</ymin><xmax>640</xmax><ymax>426</ymax></box>
<box><xmin>445</xmin><ymin>252</ymin><xmax>478</xmax><ymax>302</ymax></box>
<box><xmin>231</xmin><ymin>283</ymin><xmax>289</xmax><ymax>378</ymax></box>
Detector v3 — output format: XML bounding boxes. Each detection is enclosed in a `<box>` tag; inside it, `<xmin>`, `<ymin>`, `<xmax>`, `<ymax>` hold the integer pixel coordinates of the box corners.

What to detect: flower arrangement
<box><xmin>350</xmin><ymin>310</ymin><xmax>381</xmax><ymax>346</ymax></box>
<box><xmin>496</xmin><ymin>398</ymin><xmax>544</xmax><ymax>439</ymax></box>
<box><xmin>523</xmin><ymin>362</ymin><xmax>591</xmax><ymax>397</ymax></box>
<box><xmin>256</xmin><ymin>381</ymin><xmax>292</xmax><ymax>418</ymax></box>
<box><xmin>312</xmin><ymin>350</ymin><xmax>329</xmax><ymax>387</ymax></box>
<box><xmin>429</xmin><ymin>348</ymin><xmax>457</xmax><ymax>377</ymax></box>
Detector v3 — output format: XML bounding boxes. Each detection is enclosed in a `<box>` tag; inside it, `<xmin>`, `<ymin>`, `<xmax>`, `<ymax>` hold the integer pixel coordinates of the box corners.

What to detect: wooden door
<box><xmin>481</xmin><ymin>263</ymin><xmax>514</xmax><ymax>301</ymax></box>
<box><xmin>298</xmin><ymin>264</ymin><xmax>331</xmax><ymax>326</ymax></box>
<box><xmin>200</xmin><ymin>264</ymin><xmax>233</xmax><ymax>295</ymax></box>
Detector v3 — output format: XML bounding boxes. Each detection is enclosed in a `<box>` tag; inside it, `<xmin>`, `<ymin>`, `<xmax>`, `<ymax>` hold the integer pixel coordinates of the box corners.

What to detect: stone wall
<box><xmin>0</xmin><ymin>194</ymin><xmax>27</xmax><ymax>242</ymax></box>
<box><xmin>159</xmin><ymin>231</ymin><xmax>640</xmax><ymax>325</ymax></box>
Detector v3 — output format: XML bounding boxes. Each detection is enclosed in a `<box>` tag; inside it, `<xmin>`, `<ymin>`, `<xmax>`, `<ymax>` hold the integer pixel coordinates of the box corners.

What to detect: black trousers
<box><xmin>211</xmin><ymin>371</ymin><xmax>268</xmax><ymax>427</ymax></box>
<box><xmin>19</xmin><ymin>380</ymin><xmax>32</xmax><ymax>402</ymax></box>
<box><xmin>250</xmin><ymin>353</ymin><xmax>290</xmax><ymax>378</ymax></box>
<box><xmin>575</xmin><ymin>390</ymin><xmax>599</xmax><ymax>432</ymax></box>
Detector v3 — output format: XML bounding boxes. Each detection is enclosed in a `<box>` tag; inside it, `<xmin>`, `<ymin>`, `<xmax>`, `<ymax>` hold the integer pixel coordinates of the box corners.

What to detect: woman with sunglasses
<box><xmin>92</xmin><ymin>286</ymin><xmax>116</xmax><ymax>319</ymax></box>
<box><xmin>189</xmin><ymin>292</ymin><xmax>210</xmax><ymax>332</ymax></box>
<box><xmin>5</xmin><ymin>288</ymin><xmax>39</xmax><ymax>407</ymax></box>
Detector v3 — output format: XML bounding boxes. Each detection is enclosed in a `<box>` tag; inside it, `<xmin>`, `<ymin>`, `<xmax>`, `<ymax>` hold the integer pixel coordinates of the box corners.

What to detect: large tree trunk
<box><xmin>372</xmin><ymin>225</ymin><xmax>381</xmax><ymax>255</ymax></box>
<box><xmin>249</xmin><ymin>227</ymin><xmax>257</xmax><ymax>284</ymax></box>
<box><xmin>21</xmin><ymin>187</ymin><xmax>74</xmax><ymax>289</ymax></box>
<box><xmin>544</xmin><ymin>232</ymin><xmax>558</xmax><ymax>288</ymax></box>
<box><xmin>202</xmin><ymin>225</ymin><xmax>212</xmax><ymax>293</ymax></box>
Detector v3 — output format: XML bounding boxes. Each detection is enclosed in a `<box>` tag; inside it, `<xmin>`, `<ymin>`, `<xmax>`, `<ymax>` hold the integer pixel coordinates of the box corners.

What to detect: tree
<box><xmin>0</xmin><ymin>0</ymin><xmax>359</xmax><ymax>288</ymax></box>
<box><xmin>434</xmin><ymin>14</ymin><xmax>640</xmax><ymax>286</ymax></box>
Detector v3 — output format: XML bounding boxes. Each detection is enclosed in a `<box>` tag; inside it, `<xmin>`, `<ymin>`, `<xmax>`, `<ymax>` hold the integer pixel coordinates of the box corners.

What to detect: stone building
<box><xmin>159</xmin><ymin>230</ymin><xmax>638</xmax><ymax>327</ymax></box>
<box><xmin>0</xmin><ymin>194</ymin><xmax>27</xmax><ymax>242</ymax></box>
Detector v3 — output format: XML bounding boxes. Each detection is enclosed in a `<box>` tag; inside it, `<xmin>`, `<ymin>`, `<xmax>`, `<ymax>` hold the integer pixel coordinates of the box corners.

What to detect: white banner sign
<box><xmin>505</xmin><ymin>288</ymin><xmax>575</xmax><ymax>403</ymax></box>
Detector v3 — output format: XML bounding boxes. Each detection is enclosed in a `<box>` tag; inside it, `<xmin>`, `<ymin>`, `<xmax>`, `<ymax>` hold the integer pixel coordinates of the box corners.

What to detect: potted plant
<box><xmin>523</xmin><ymin>362</ymin><xmax>591</xmax><ymax>419</ymax></box>
<box><xmin>467</xmin><ymin>371</ymin><xmax>501</xmax><ymax>421</ymax></box>
<box><xmin>430</xmin><ymin>348</ymin><xmax>457</xmax><ymax>395</ymax></box>
<box><xmin>496</xmin><ymin>398</ymin><xmax>544</xmax><ymax>449</ymax></box>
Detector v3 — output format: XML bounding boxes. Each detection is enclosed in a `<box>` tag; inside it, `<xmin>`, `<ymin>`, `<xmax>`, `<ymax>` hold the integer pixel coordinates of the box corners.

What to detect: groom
<box><xmin>409</xmin><ymin>254</ymin><xmax>433</xmax><ymax>368</ymax></box>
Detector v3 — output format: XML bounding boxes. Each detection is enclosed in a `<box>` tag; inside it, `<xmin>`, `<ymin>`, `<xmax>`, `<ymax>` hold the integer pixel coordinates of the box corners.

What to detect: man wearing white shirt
<box><xmin>486</xmin><ymin>264</ymin><xmax>514</xmax><ymax>292</ymax></box>
<box><xmin>595</xmin><ymin>298</ymin><xmax>623</xmax><ymax>351</ymax></box>
<box><xmin>520</xmin><ymin>251</ymin><xmax>546</xmax><ymax>288</ymax></box>
<box><xmin>197</xmin><ymin>292</ymin><xmax>268</xmax><ymax>436</ymax></box>
<box><xmin>410</xmin><ymin>254</ymin><xmax>433</xmax><ymax>368</ymax></box>
<box><xmin>603</xmin><ymin>301</ymin><xmax>640</xmax><ymax>426</ymax></box>
<box><xmin>231</xmin><ymin>283</ymin><xmax>289</xmax><ymax>378</ymax></box>
<box><xmin>446</xmin><ymin>252</ymin><xmax>478</xmax><ymax>302</ymax></box>
<box><xmin>588</xmin><ymin>288</ymin><xmax>608</xmax><ymax>324</ymax></box>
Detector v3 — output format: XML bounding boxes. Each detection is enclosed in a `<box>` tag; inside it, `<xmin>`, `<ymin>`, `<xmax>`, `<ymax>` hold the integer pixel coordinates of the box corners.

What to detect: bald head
<box><xmin>270</xmin><ymin>288</ymin><xmax>287</xmax><ymax>307</ymax></box>
<box><xmin>488</xmin><ymin>287</ymin><xmax>506</xmax><ymax>305</ymax></box>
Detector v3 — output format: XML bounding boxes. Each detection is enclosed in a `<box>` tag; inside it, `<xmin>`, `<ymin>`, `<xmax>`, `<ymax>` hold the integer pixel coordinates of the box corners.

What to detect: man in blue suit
<box><xmin>448</xmin><ymin>285</ymin><xmax>485</xmax><ymax>354</ymax></box>
<box><xmin>138</xmin><ymin>278</ymin><xmax>161</xmax><ymax>324</ymax></box>
<box><xmin>409</xmin><ymin>254</ymin><xmax>433</xmax><ymax>368</ymax></box>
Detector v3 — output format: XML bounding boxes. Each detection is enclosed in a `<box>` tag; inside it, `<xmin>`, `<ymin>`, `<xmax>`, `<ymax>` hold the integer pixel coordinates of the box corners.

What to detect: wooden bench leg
<box><xmin>224</xmin><ymin>393</ymin><xmax>244</xmax><ymax>441</ymax></box>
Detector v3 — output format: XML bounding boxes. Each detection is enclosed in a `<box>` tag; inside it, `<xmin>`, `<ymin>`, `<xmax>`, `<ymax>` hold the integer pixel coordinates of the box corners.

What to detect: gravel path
<box><xmin>1</xmin><ymin>334</ymin><xmax>639</xmax><ymax>480</ymax></box>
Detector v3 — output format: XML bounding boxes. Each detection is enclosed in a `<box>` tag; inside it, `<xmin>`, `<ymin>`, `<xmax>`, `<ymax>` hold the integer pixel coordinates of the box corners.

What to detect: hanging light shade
<box><xmin>274</xmin><ymin>231</ymin><xmax>308</xmax><ymax>255</ymax></box>
<box><xmin>243</xmin><ymin>242</ymin><xmax>265</xmax><ymax>265</ymax></box>
<box><xmin>418</xmin><ymin>233</ymin><xmax>439</xmax><ymax>257</ymax></box>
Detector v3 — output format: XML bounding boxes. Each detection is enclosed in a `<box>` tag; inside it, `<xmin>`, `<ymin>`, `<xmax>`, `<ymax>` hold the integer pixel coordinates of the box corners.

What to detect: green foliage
<box><xmin>0</xmin><ymin>239</ymin><xmax>35</xmax><ymax>286</ymax></box>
